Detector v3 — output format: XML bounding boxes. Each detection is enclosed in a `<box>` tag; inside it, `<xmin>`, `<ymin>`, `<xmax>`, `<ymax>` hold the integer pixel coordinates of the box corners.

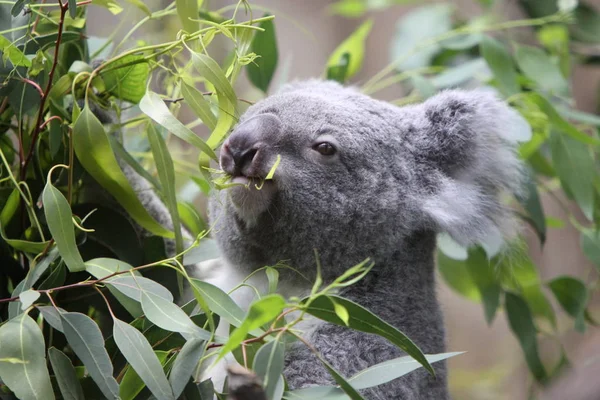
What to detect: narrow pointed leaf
<box><xmin>42</xmin><ymin>180</ymin><xmax>85</xmax><ymax>272</ymax></box>
<box><xmin>140</xmin><ymin>291</ymin><xmax>211</xmax><ymax>340</ymax></box>
<box><xmin>190</xmin><ymin>278</ymin><xmax>245</xmax><ymax>327</ymax></box>
<box><xmin>140</xmin><ymin>91</ymin><xmax>216</xmax><ymax>159</ymax></box>
<box><xmin>0</xmin><ymin>313</ymin><xmax>55</xmax><ymax>400</ymax></box>
<box><xmin>113</xmin><ymin>319</ymin><xmax>175</xmax><ymax>400</ymax></box>
<box><xmin>169</xmin><ymin>338</ymin><xmax>205</xmax><ymax>398</ymax></box>
<box><xmin>327</xmin><ymin>19</ymin><xmax>372</xmax><ymax>80</ymax></box>
<box><xmin>190</xmin><ymin>53</ymin><xmax>238</xmax><ymax>149</ymax></box>
<box><xmin>48</xmin><ymin>347</ymin><xmax>85</xmax><ymax>400</ymax></box>
<box><xmin>253</xmin><ymin>340</ymin><xmax>285</xmax><ymax>399</ymax></box>
<box><xmin>548</xmin><ymin>276</ymin><xmax>588</xmax><ymax>332</ymax></box>
<box><xmin>60</xmin><ymin>312</ymin><xmax>120</xmax><ymax>399</ymax></box>
<box><xmin>120</xmin><ymin>350</ymin><xmax>171</xmax><ymax>400</ymax></box>
<box><xmin>176</xmin><ymin>0</ymin><xmax>199</xmax><ymax>33</ymax></box>
<box><xmin>247</xmin><ymin>14</ymin><xmax>278</xmax><ymax>92</ymax></box>
<box><xmin>148</xmin><ymin>124</ymin><xmax>183</xmax><ymax>256</ymax></box>
<box><xmin>480</xmin><ymin>36</ymin><xmax>519</xmax><ymax>96</ymax></box>
<box><xmin>181</xmin><ymin>81</ymin><xmax>217</xmax><ymax>131</ymax></box>
<box><xmin>73</xmin><ymin>107</ymin><xmax>174</xmax><ymax>237</ymax></box>
<box><xmin>36</xmin><ymin>306</ymin><xmax>66</xmax><ymax>332</ymax></box>
<box><xmin>505</xmin><ymin>293</ymin><xmax>547</xmax><ymax>383</ymax></box>
<box><xmin>303</xmin><ymin>295</ymin><xmax>433</xmax><ymax>375</ymax></box>
<box><xmin>515</xmin><ymin>45</ymin><xmax>568</xmax><ymax>95</ymax></box>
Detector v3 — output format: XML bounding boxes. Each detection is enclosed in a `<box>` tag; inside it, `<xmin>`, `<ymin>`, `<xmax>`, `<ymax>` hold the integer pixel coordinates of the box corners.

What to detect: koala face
<box><xmin>209</xmin><ymin>80</ymin><xmax>524</xmax><ymax>281</ymax></box>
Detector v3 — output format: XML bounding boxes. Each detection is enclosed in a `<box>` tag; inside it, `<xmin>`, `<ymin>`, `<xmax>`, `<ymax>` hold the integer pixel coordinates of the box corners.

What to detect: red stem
<box><xmin>20</xmin><ymin>0</ymin><xmax>69</xmax><ymax>181</ymax></box>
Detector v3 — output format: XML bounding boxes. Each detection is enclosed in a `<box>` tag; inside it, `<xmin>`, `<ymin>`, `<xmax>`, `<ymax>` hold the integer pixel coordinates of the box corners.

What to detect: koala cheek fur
<box><xmin>202</xmin><ymin>80</ymin><xmax>525</xmax><ymax>399</ymax></box>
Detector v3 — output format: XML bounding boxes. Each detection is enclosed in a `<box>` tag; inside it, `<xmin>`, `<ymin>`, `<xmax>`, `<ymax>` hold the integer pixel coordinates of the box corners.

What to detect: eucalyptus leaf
<box><xmin>113</xmin><ymin>318</ymin><xmax>175</xmax><ymax>400</ymax></box>
<box><xmin>169</xmin><ymin>338</ymin><xmax>206</xmax><ymax>399</ymax></box>
<box><xmin>60</xmin><ymin>312</ymin><xmax>120</xmax><ymax>399</ymax></box>
<box><xmin>48</xmin><ymin>347</ymin><xmax>85</xmax><ymax>400</ymax></box>
<box><xmin>181</xmin><ymin>81</ymin><xmax>217</xmax><ymax>131</ymax></box>
<box><xmin>247</xmin><ymin>14</ymin><xmax>279</xmax><ymax>92</ymax></box>
<box><xmin>0</xmin><ymin>313</ymin><xmax>55</xmax><ymax>400</ymax></box>
<box><xmin>73</xmin><ymin>107</ymin><xmax>174</xmax><ymax>237</ymax></box>
<box><xmin>480</xmin><ymin>36</ymin><xmax>519</xmax><ymax>96</ymax></box>
<box><xmin>548</xmin><ymin>276</ymin><xmax>588</xmax><ymax>332</ymax></box>
<box><xmin>326</xmin><ymin>19</ymin><xmax>372</xmax><ymax>79</ymax></box>
<box><xmin>42</xmin><ymin>179</ymin><xmax>85</xmax><ymax>272</ymax></box>
<box><xmin>253</xmin><ymin>339</ymin><xmax>285</xmax><ymax>400</ymax></box>
<box><xmin>101</xmin><ymin>55</ymin><xmax>150</xmax><ymax>104</ymax></box>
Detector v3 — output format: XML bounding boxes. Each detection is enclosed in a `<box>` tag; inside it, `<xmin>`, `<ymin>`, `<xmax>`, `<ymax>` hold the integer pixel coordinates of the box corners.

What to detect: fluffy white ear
<box><xmin>411</xmin><ymin>89</ymin><xmax>527</xmax><ymax>246</ymax></box>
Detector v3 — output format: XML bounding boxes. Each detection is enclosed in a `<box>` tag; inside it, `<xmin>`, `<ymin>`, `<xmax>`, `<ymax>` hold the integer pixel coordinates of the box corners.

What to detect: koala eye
<box><xmin>313</xmin><ymin>142</ymin><xmax>336</xmax><ymax>156</ymax></box>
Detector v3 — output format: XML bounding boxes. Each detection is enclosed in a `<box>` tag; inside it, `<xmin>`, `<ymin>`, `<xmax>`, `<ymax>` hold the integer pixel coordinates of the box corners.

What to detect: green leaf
<box><xmin>304</xmin><ymin>295</ymin><xmax>433</xmax><ymax>375</ymax></box>
<box><xmin>139</xmin><ymin>91</ymin><xmax>216</xmax><ymax>160</ymax></box>
<box><xmin>247</xmin><ymin>14</ymin><xmax>278</xmax><ymax>92</ymax></box>
<box><xmin>0</xmin><ymin>313</ymin><xmax>55</xmax><ymax>400</ymax></box>
<box><xmin>0</xmin><ymin>34</ymin><xmax>31</xmax><ymax>67</ymax></box>
<box><xmin>37</xmin><ymin>306</ymin><xmax>65</xmax><ymax>332</ymax></box>
<box><xmin>326</xmin><ymin>52</ymin><xmax>351</xmax><ymax>84</ymax></box>
<box><xmin>176</xmin><ymin>0</ymin><xmax>199</xmax><ymax>33</ymax></box>
<box><xmin>548</xmin><ymin>276</ymin><xmax>589</xmax><ymax>332</ymax></box>
<box><xmin>505</xmin><ymin>293</ymin><xmax>547</xmax><ymax>383</ymax></box>
<box><xmin>389</xmin><ymin>4</ymin><xmax>452</xmax><ymax>71</ymax></box>
<box><xmin>572</xmin><ymin>3</ymin><xmax>600</xmax><ymax>43</ymax></box>
<box><xmin>48</xmin><ymin>347</ymin><xmax>85</xmax><ymax>400</ymax></box>
<box><xmin>73</xmin><ymin>107</ymin><xmax>174</xmax><ymax>237</ymax></box>
<box><xmin>430</xmin><ymin>58</ymin><xmax>490</xmax><ymax>89</ymax></box>
<box><xmin>140</xmin><ymin>291</ymin><xmax>211</xmax><ymax>340</ymax></box>
<box><xmin>480</xmin><ymin>36</ymin><xmax>519</xmax><ymax>96</ymax></box>
<box><xmin>437</xmin><ymin>251</ymin><xmax>480</xmax><ymax>301</ymax></box>
<box><xmin>519</xmin><ymin>173</ymin><xmax>546</xmax><ymax>244</ymax></box>
<box><xmin>265</xmin><ymin>267</ymin><xmax>279</xmax><ymax>294</ymax></box>
<box><xmin>190</xmin><ymin>278</ymin><xmax>245</xmax><ymax>327</ymax></box>
<box><xmin>60</xmin><ymin>312</ymin><xmax>120</xmax><ymax>399</ymax></box>
<box><xmin>582</xmin><ymin>230</ymin><xmax>600</xmax><ymax>268</ymax></box>
<box><xmin>169</xmin><ymin>338</ymin><xmax>205</xmax><ymax>399</ymax></box>
<box><xmin>42</xmin><ymin>180</ymin><xmax>85</xmax><ymax>272</ymax></box>
<box><xmin>181</xmin><ymin>81</ymin><xmax>217</xmax><ymax>131</ymax></box>
<box><xmin>326</xmin><ymin>19</ymin><xmax>372</xmax><ymax>80</ymax></box>
<box><xmin>465</xmin><ymin>249</ymin><xmax>501</xmax><ymax>324</ymax></box>
<box><xmin>125</xmin><ymin>0</ymin><xmax>150</xmax><ymax>15</ymax></box>
<box><xmin>514</xmin><ymin>45</ymin><xmax>568</xmax><ymax>95</ymax></box>
<box><xmin>178</xmin><ymin>201</ymin><xmax>206</xmax><ymax>238</ymax></box>
<box><xmin>253</xmin><ymin>340</ymin><xmax>285</xmax><ymax>400</ymax></box>
<box><xmin>91</xmin><ymin>0</ymin><xmax>123</xmax><ymax>14</ymax></box>
<box><xmin>101</xmin><ymin>55</ymin><xmax>150</xmax><ymax>104</ymax></box>
<box><xmin>530</xmin><ymin>93</ymin><xmax>600</xmax><ymax>145</ymax></box>
<box><xmin>190</xmin><ymin>53</ymin><xmax>238</xmax><ymax>149</ymax></box>
<box><xmin>147</xmin><ymin>124</ymin><xmax>183</xmax><ymax>257</ymax></box>
<box><xmin>19</xmin><ymin>289</ymin><xmax>40</xmax><ymax>310</ymax></box>
<box><xmin>549</xmin><ymin>130</ymin><xmax>595</xmax><ymax>220</ymax></box>
<box><xmin>120</xmin><ymin>350</ymin><xmax>170</xmax><ymax>400</ymax></box>
<box><xmin>68</xmin><ymin>0</ymin><xmax>76</xmax><ymax>18</ymax></box>
<box><xmin>285</xmin><ymin>351</ymin><xmax>461</xmax><ymax>399</ymax></box>
<box><xmin>219</xmin><ymin>294</ymin><xmax>286</xmax><ymax>359</ymax></box>
<box><xmin>113</xmin><ymin>318</ymin><xmax>175</xmax><ymax>400</ymax></box>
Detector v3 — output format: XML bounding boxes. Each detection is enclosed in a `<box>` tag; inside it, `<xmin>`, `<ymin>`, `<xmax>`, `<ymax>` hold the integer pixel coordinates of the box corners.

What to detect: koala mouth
<box><xmin>226</xmin><ymin>177</ymin><xmax>276</xmax><ymax>223</ymax></box>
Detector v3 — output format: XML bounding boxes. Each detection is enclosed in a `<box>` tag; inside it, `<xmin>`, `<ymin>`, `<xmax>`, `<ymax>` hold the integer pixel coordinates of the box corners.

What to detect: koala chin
<box><xmin>200</xmin><ymin>80</ymin><xmax>526</xmax><ymax>399</ymax></box>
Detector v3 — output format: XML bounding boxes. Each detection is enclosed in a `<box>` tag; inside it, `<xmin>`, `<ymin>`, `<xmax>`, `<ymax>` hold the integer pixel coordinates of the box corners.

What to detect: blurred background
<box><xmin>87</xmin><ymin>1</ymin><xmax>600</xmax><ymax>399</ymax></box>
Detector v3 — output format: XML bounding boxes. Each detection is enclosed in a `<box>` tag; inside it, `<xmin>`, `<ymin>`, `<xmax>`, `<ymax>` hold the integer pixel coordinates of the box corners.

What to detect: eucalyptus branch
<box><xmin>20</xmin><ymin>0</ymin><xmax>69</xmax><ymax>180</ymax></box>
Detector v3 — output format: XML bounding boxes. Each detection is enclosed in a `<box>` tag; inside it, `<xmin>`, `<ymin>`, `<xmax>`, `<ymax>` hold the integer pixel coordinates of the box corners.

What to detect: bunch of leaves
<box><xmin>0</xmin><ymin>0</ymin><xmax>460</xmax><ymax>399</ymax></box>
<box><xmin>331</xmin><ymin>0</ymin><xmax>600</xmax><ymax>392</ymax></box>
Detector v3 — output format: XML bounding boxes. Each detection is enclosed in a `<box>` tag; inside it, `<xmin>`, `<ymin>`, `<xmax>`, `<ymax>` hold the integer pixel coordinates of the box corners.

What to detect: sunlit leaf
<box><xmin>326</xmin><ymin>19</ymin><xmax>372</xmax><ymax>80</ymax></box>
<box><xmin>304</xmin><ymin>295</ymin><xmax>433</xmax><ymax>375</ymax></box>
<box><xmin>0</xmin><ymin>313</ymin><xmax>55</xmax><ymax>400</ymax></box>
<box><xmin>101</xmin><ymin>55</ymin><xmax>150</xmax><ymax>104</ymax></box>
<box><xmin>19</xmin><ymin>289</ymin><xmax>40</xmax><ymax>310</ymax></box>
<box><xmin>181</xmin><ymin>81</ymin><xmax>217</xmax><ymax>131</ymax></box>
<box><xmin>0</xmin><ymin>34</ymin><xmax>31</xmax><ymax>67</ymax></box>
<box><xmin>73</xmin><ymin>107</ymin><xmax>174</xmax><ymax>237</ymax></box>
<box><xmin>140</xmin><ymin>91</ymin><xmax>217</xmax><ymax>160</ymax></box>
<box><xmin>176</xmin><ymin>0</ymin><xmax>199</xmax><ymax>33</ymax></box>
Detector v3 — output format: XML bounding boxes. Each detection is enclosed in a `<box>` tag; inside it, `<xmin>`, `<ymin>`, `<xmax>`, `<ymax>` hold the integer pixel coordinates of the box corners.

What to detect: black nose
<box><xmin>220</xmin><ymin>113</ymin><xmax>281</xmax><ymax>177</ymax></box>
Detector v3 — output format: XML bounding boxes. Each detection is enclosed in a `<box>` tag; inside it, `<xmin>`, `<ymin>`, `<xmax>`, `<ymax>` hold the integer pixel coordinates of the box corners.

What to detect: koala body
<box><xmin>205</xmin><ymin>80</ymin><xmax>525</xmax><ymax>399</ymax></box>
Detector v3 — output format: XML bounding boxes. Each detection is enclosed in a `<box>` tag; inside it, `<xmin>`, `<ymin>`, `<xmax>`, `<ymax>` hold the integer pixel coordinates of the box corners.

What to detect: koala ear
<box><xmin>408</xmin><ymin>89</ymin><xmax>527</xmax><ymax>247</ymax></box>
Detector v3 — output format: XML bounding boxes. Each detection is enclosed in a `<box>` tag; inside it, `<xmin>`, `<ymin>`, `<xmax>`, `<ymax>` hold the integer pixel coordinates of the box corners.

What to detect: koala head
<box><xmin>209</xmin><ymin>80</ymin><xmax>524</xmax><ymax>281</ymax></box>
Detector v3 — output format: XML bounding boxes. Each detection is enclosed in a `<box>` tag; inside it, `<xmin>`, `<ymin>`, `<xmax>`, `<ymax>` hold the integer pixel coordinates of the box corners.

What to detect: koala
<box><xmin>204</xmin><ymin>80</ymin><xmax>525</xmax><ymax>399</ymax></box>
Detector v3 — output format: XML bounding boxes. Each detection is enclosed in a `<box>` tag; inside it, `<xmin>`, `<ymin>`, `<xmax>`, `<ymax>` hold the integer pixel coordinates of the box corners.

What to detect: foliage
<box><xmin>0</xmin><ymin>0</ymin><xmax>599</xmax><ymax>399</ymax></box>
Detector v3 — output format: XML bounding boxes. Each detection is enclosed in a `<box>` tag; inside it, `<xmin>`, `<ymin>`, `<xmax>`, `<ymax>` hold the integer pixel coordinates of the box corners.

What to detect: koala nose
<box><xmin>220</xmin><ymin>113</ymin><xmax>281</xmax><ymax>177</ymax></box>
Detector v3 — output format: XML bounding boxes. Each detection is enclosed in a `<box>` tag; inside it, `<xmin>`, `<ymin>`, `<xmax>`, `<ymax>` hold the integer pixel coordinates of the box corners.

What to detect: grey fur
<box><xmin>208</xmin><ymin>80</ymin><xmax>525</xmax><ymax>399</ymax></box>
